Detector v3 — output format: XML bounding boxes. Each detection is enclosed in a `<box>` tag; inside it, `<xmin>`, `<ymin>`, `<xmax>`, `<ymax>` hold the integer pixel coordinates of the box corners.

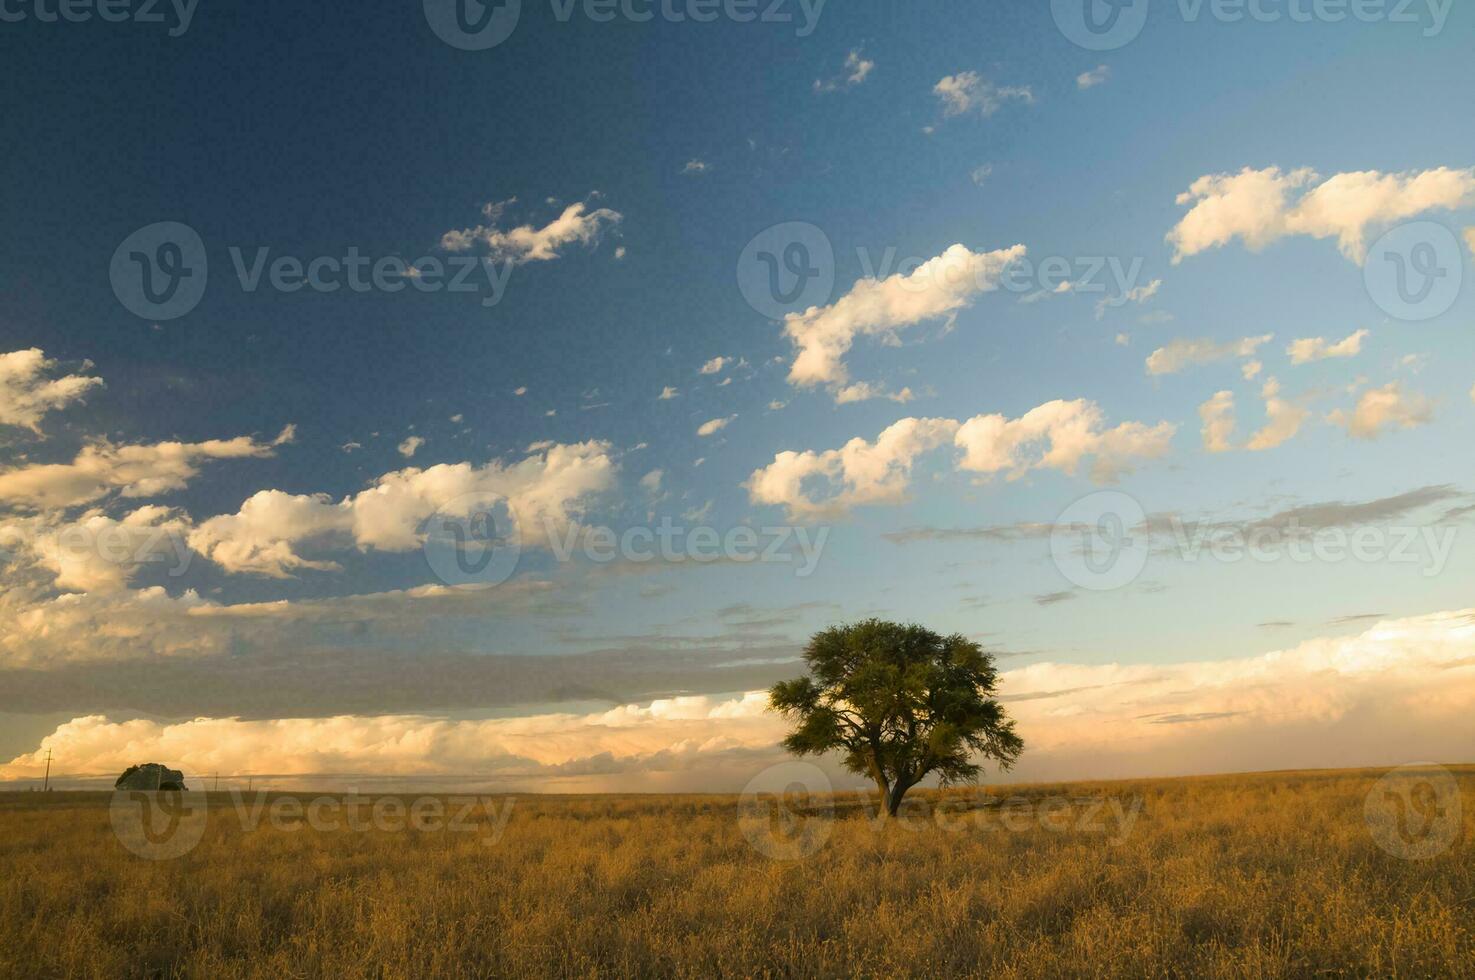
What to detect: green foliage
<box><xmin>770</xmin><ymin>619</ymin><xmax>1023</xmax><ymax>815</ymax></box>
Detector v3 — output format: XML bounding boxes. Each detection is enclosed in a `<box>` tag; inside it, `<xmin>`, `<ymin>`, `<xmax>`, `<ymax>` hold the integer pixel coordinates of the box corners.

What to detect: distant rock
<box><xmin>114</xmin><ymin>763</ymin><xmax>187</xmax><ymax>791</ymax></box>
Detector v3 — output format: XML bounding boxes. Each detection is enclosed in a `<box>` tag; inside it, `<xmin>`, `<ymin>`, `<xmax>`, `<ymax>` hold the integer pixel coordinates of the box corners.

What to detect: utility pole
<box><xmin>42</xmin><ymin>748</ymin><xmax>52</xmax><ymax>792</ymax></box>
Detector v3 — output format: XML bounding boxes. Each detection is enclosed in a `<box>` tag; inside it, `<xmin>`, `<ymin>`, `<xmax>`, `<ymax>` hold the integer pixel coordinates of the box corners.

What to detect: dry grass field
<box><xmin>2</xmin><ymin>766</ymin><xmax>1472</xmax><ymax>978</ymax></box>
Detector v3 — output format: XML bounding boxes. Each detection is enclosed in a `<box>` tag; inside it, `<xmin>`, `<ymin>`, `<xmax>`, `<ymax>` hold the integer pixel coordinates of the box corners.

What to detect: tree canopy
<box><xmin>769</xmin><ymin>619</ymin><xmax>1023</xmax><ymax>817</ymax></box>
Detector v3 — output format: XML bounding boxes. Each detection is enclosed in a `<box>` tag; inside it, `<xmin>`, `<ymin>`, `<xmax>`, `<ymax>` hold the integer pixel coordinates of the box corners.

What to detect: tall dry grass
<box><xmin>1</xmin><ymin>766</ymin><xmax>1471</xmax><ymax>978</ymax></box>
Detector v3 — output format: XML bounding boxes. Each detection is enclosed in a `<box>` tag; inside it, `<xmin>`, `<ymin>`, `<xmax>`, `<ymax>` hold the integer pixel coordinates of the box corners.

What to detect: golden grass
<box><xmin>2</xmin><ymin>766</ymin><xmax>1472</xmax><ymax>978</ymax></box>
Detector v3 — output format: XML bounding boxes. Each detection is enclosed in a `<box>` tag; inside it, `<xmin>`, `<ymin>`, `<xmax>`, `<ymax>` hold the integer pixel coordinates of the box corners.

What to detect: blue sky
<box><xmin>2</xmin><ymin>0</ymin><xmax>1474</xmax><ymax>789</ymax></box>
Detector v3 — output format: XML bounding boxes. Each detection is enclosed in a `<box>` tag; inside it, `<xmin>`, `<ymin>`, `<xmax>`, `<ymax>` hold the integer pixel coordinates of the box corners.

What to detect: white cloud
<box><xmin>682</xmin><ymin>159</ymin><xmax>711</xmax><ymax>175</ymax></box>
<box><xmin>0</xmin><ymin>349</ymin><xmax>103</xmax><ymax>433</ymax></box>
<box><xmin>954</xmin><ymin>399</ymin><xmax>1175</xmax><ymax>484</ymax></box>
<box><xmin>1145</xmin><ymin>334</ymin><xmax>1272</xmax><ymax>375</ymax></box>
<box><xmin>397</xmin><ymin>435</ymin><xmax>425</xmax><ymax>458</ymax></box>
<box><xmin>1076</xmin><ymin>64</ymin><xmax>1111</xmax><ymax>89</ymax></box>
<box><xmin>1</xmin><ymin>506</ymin><xmax>192</xmax><ymax>594</ymax></box>
<box><xmin>1199</xmin><ymin>391</ymin><xmax>1236</xmax><ymax>453</ymax></box>
<box><xmin>697</xmin><ymin>416</ymin><xmax>735</xmax><ymax>437</ymax></box>
<box><xmin>1168</xmin><ymin>166</ymin><xmax>1475</xmax><ymax>263</ymax></box>
<box><xmin>970</xmin><ymin>164</ymin><xmax>993</xmax><ymax>187</ymax></box>
<box><xmin>191</xmin><ymin>441</ymin><xmax>617</xmax><ymax>577</ymax></box>
<box><xmin>513</xmin><ymin>387</ymin><xmax>528</xmax><ymax>396</ymax></box>
<box><xmin>783</xmin><ymin>243</ymin><xmax>1026</xmax><ymax>392</ymax></box>
<box><xmin>1241</xmin><ymin>360</ymin><xmax>1263</xmax><ymax>380</ymax></box>
<box><xmin>698</xmin><ymin>357</ymin><xmax>729</xmax><ymax>375</ymax></box>
<box><xmin>0</xmin><ymin>691</ymin><xmax>781</xmax><ymax>786</ymax></box>
<box><xmin>658</xmin><ymin>386</ymin><xmax>679</xmax><ymax>400</ymax></box>
<box><xmin>814</xmin><ymin>49</ymin><xmax>874</xmax><ymax>93</ymax></box>
<box><xmin>832</xmin><ymin>382</ymin><xmax>914</xmax><ymax>405</ymax></box>
<box><xmin>639</xmin><ymin>469</ymin><xmax>663</xmax><ymax>494</ymax></box>
<box><xmin>746</xmin><ymin>417</ymin><xmax>961</xmax><ymax>520</ymax></box>
<box><xmin>748</xmin><ymin>401</ymin><xmax>1173</xmax><ymax>518</ymax></box>
<box><xmin>1328</xmin><ymin>383</ymin><xmax>1433</xmax><ymax>439</ymax></box>
<box><xmin>0</xmin><ymin>427</ymin><xmax>293</xmax><ymax>512</ymax></box>
<box><xmin>1245</xmin><ymin>378</ymin><xmax>1308</xmax><ymax>451</ymax></box>
<box><xmin>1096</xmin><ymin>277</ymin><xmax>1161</xmax><ymax>319</ymax></box>
<box><xmin>1465</xmin><ymin>227</ymin><xmax>1475</xmax><ymax>255</ymax></box>
<box><xmin>933</xmin><ymin>71</ymin><xmax>1034</xmax><ymax>118</ymax></box>
<box><xmin>440</xmin><ymin>200</ymin><xmax>622</xmax><ymax>264</ymax></box>
<box><xmin>1288</xmin><ymin>328</ymin><xmax>1369</xmax><ymax>364</ymax></box>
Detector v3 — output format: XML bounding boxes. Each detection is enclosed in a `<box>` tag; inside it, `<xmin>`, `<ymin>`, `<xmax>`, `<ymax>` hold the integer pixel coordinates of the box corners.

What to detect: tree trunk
<box><xmin>886</xmin><ymin>782</ymin><xmax>909</xmax><ymax>818</ymax></box>
<box><xmin>873</xmin><ymin>777</ymin><xmax>891</xmax><ymax>821</ymax></box>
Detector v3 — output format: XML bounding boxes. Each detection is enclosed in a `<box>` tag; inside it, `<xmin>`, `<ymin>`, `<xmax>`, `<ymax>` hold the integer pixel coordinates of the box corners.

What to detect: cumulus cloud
<box><xmin>783</xmin><ymin>243</ymin><xmax>1026</xmax><ymax>393</ymax></box>
<box><xmin>681</xmin><ymin>159</ymin><xmax>710</xmax><ymax>175</ymax></box>
<box><xmin>1199</xmin><ymin>391</ymin><xmax>1236</xmax><ymax>453</ymax></box>
<box><xmin>933</xmin><ymin>71</ymin><xmax>1034</xmax><ymax>118</ymax></box>
<box><xmin>658</xmin><ymin>386</ymin><xmax>679</xmax><ymax>400</ymax></box>
<box><xmin>1168</xmin><ymin>166</ymin><xmax>1475</xmax><ymax>263</ymax></box>
<box><xmin>1145</xmin><ymin>334</ymin><xmax>1272</xmax><ymax>376</ymax></box>
<box><xmin>440</xmin><ymin>199</ymin><xmax>622</xmax><ymax>264</ymax></box>
<box><xmin>1328</xmin><ymin>382</ymin><xmax>1434</xmax><ymax>439</ymax></box>
<box><xmin>397</xmin><ymin>435</ymin><xmax>425</xmax><ymax>458</ymax></box>
<box><xmin>190</xmin><ymin>441</ymin><xmax>617</xmax><ymax>577</ymax></box>
<box><xmin>1245</xmin><ymin>378</ymin><xmax>1308</xmax><ymax>451</ymax></box>
<box><xmin>954</xmin><ymin>399</ymin><xmax>1175</xmax><ymax>484</ymax></box>
<box><xmin>814</xmin><ymin>49</ymin><xmax>873</xmax><ymax>93</ymax></box>
<box><xmin>0</xmin><ymin>691</ymin><xmax>781</xmax><ymax>788</ymax></box>
<box><xmin>1196</xmin><ymin>379</ymin><xmax>1307</xmax><ymax>453</ymax></box>
<box><xmin>747</xmin><ymin>402</ymin><xmax>1173</xmax><ymax>519</ymax></box>
<box><xmin>0</xmin><ymin>426</ymin><xmax>293</xmax><ymax>511</ymax></box>
<box><xmin>698</xmin><ymin>357</ymin><xmax>729</xmax><ymax>375</ymax></box>
<box><xmin>1288</xmin><ymin>329</ymin><xmax>1369</xmax><ymax>364</ymax></box>
<box><xmin>0</xmin><ymin>349</ymin><xmax>103</xmax><ymax>433</ymax></box>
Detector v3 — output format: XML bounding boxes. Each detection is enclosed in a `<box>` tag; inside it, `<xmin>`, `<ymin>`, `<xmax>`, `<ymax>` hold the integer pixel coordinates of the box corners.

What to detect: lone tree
<box><xmin>769</xmin><ymin>619</ymin><xmax>1023</xmax><ymax>819</ymax></box>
